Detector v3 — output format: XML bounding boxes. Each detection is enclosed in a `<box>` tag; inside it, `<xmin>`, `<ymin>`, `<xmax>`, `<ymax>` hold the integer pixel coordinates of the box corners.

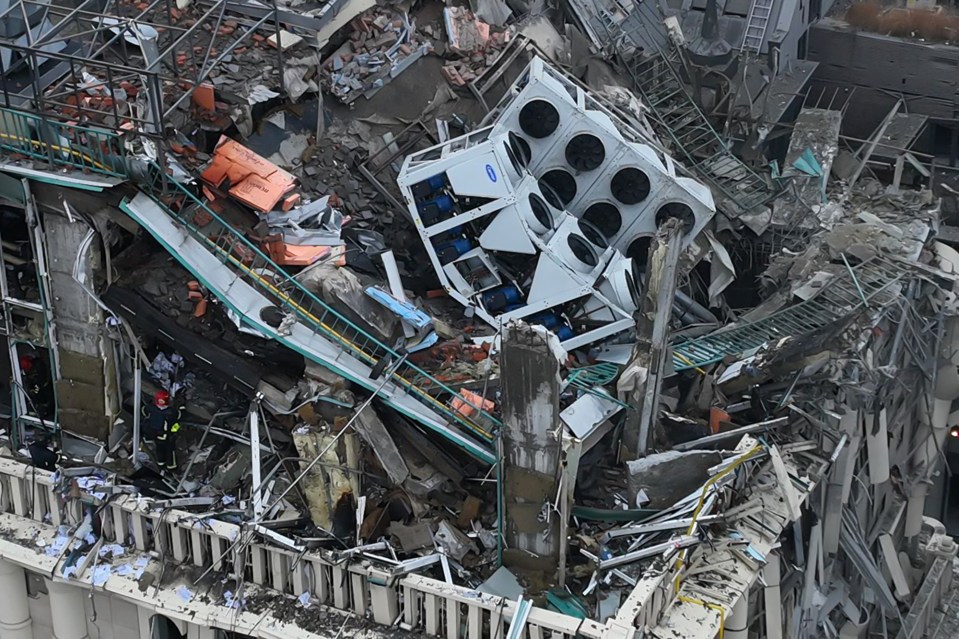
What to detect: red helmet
<box><xmin>18</xmin><ymin>355</ymin><xmax>34</xmax><ymax>373</ymax></box>
<box><xmin>154</xmin><ymin>390</ymin><xmax>170</xmax><ymax>408</ymax></box>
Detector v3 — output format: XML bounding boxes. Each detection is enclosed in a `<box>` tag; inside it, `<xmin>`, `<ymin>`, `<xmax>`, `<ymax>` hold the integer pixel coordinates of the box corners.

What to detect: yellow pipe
<box><xmin>666</xmin><ymin>447</ymin><xmax>762</xmax><ymax>638</ymax></box>
<box><xmin>673</xmin><ymin>445</ymin><xmax>763</xmax><ymax>592</ymax></box>
<box><xmin>674</xmin><ymin>351</ymin><xmax>707</xmax><ymax>375</ymax></box>
<box><xmin>0</xmin><ymin>131</ymin><xmax>113</xmax><ymax>172</ymax></box>
<box><xmin>677</xmin><ymin>595</ymin><xmax>726</xmax><ymax>639</ymax></box>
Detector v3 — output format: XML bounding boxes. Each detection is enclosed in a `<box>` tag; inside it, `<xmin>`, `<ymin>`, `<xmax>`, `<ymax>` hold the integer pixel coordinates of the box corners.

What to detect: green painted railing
<box><xmin>0</xmin><ymin>107</ymin><xmax>127</xmax><ymax>178</ymax></box>
<box><xmin>672</xmin><ymin>256</ymin><xmax>905</xmax><ymax>371</ymax></box>
<box><xmin>135</xmin><ymin>163</ymin><xmax>500</xmax><ymax>455</ymax></box>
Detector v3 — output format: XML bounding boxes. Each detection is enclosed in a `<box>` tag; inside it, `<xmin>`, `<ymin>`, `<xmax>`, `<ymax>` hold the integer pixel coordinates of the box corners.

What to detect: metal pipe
<box><xmin>250</xmin><ymin>399</ymin><xmax>263</xmax><ymax>519</ymax></box>
<box><xmin>675</xmin><ymin>289</ymin><xmax>719</xmax><ymax>324</ymax></box>
<box><xmin>132</xmin><ymin>362</ymin><xmax>141</xmax><ymax>468</ymax></box>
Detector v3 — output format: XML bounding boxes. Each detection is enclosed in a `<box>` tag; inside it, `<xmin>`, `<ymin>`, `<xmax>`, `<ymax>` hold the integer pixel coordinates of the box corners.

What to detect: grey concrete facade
<box><xmin>809</xmin><ymin>18</ymin><xmax>959</xmax><ymax>139</ymax></box>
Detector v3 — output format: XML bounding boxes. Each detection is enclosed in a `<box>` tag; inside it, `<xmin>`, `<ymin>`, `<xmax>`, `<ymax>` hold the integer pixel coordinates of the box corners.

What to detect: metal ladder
<box><xmin>672</xmin><ymin>256</ymin><xmax>906</xmax><ymax>371</ymax></box>
<box><xmin>128</xmin><ymin>166</ymin><xmax>501</xmax><ymax>457</ymax></box>
<box><xmin>620</xmin><ymin>48</ymin><xmax>778</xmax><ymax>218</ymax></box>
<box><xmin>741</xmin><ymin>0</ymin><xmax>774</xmax><ymax>53</ymax></box>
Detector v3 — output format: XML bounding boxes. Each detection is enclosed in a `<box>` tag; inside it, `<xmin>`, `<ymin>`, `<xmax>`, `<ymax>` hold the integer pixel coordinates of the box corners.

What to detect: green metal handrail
<box><xmin>0</xmin><ymin>107</ymin><xmax>127</xmax><ymax>178</ymax></box>
<box><xmin>137</xmin><ymin>163</ymin><xmax>500</xmax><ymax>446</ymax></box>
<box><xmin>620</xmin><ymin>50</ymin><xmax>776</xmax><ymax>215</ymax></box>
<box><xmin>672</xmin><ymin>256</ymin><xmax>905</xmax><ymax>371</ymax></box>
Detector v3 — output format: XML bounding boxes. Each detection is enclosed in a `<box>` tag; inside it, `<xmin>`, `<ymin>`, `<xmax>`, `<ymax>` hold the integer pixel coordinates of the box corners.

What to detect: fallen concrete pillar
<box><xmin>500</xmin><ymin>321</ymin><xmax>562</xmax><ymax>580</ymax></box>
<box><xmin>622</xmin><ymin>219</ymin><xmax>683</xmax><ymax>458</ymax></box>
<box><xmin>352</xmin><ymin>405</ymin><xmax>410</xmax><ymax>486</ymax></box>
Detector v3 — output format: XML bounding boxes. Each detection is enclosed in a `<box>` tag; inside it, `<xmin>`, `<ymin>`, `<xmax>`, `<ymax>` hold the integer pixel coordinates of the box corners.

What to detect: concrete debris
<box><xmin>6</xmin><ymin>1</ymin><xmax>959</xmax><ymax>638</ymax></box>
<box><xmin>433</xmin><ymin>520</ymin><xmax>477</xmax><ymax>561</ymax></box>
<box><xmin>625</xmin><ymin>450</ymin><xmax>723</xmax><ymax>508</ymax></box>
<box><xmin>322</xmin><ymin>7</ymin><xmax>432</xmax><ymax>104</ymax></box>
<box><xmin>441</xmin><ymin>7</ymin><xmax>511</xmax><ymax>85</ymax></box>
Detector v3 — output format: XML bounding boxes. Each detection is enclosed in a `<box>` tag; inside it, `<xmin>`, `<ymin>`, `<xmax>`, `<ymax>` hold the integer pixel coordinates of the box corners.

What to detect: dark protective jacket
<box><xmin>141</xmin><ymin>404</ymin><xmax>182</xmax><ymax>440</ymax></box>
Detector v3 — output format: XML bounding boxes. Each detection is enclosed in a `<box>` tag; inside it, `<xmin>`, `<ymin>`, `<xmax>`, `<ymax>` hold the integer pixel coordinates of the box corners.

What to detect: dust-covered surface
<box><xmin>930</xmin><ymin>559</ymin><xmax>959</xmax><ymax>639</ymax></box>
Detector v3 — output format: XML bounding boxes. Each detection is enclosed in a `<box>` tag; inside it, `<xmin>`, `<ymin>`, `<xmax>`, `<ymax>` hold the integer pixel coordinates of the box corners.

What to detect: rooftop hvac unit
<box><xmin>395</xmin><ymin>87</ymin><xmax>644</xmax><ymax>351</ymax></box>
<box><xmin>527</xmin><ymin>215</ymin><xmax>612</xmax><ymax>306</ymax></box>
<box><xmin>483</xmin><ymin>55</ymin><xmax>717</xmax><ymax>251</ymax></box>
<box><xmin>478</xmin><ymin>175</ymin><xmax>563</xmax><ymax>255</ymax></box>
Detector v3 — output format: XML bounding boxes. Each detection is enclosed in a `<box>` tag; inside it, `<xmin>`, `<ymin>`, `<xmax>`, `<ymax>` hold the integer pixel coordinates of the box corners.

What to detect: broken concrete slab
<box><xmin>625</xmin><ymin>450</ymin><xmax>723</xmax><ymax>509</ymax></box>
<box><xmin>352</xmin><ymin>405</ymin><xmax>410</xmax><ymax>485</ymax></box>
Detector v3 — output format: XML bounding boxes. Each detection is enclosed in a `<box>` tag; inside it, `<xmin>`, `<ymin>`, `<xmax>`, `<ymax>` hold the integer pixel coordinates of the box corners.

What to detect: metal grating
<box><xmin>128</xmin><ymin>165</ymin><xmax>501</xmax><ymax>458</ymax></box>
<box><xmin>672</xmin><ymin>256</ymin><xmax>906</xmax><ymax>371</ymax></box>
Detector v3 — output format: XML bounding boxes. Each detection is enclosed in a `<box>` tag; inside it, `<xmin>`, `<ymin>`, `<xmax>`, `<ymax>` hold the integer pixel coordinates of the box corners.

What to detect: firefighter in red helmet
<box><xmin>141</xmin><ymin>390</ymin><xmax>182</xmax><ymax>471</ymax></box>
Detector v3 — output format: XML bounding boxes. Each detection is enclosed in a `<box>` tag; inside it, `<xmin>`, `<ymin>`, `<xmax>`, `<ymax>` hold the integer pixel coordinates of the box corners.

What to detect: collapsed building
<box><xmin>0</xmin><ymin>0</ymin><xmax>956</xmax><ymax>637</ymax></box>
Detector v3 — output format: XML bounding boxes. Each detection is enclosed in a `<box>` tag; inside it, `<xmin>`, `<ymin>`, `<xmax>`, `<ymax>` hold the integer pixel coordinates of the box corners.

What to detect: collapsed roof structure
<box><xmin>0</xmin><ymin>0</ymin><xmax>956</xmax><ymax>638</ymax></box>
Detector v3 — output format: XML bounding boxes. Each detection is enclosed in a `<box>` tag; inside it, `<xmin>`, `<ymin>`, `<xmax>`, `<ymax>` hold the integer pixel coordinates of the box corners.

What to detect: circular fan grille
<box><xmin>518</xmin><ymin>100</ymin><xmax>560</xmax><ymax>139</ymax></box>
<box><xmin>540</xmin><ymin>170</ymin><xmax>577</xmax><ymax>207</ymax></box>
<box><xmin>565</xmin><ymin>134</ymin><xmax>605</xmax><ymax>172</ymax></box>
<box><xmin>583</xmin><ymin>202</ymin><xmax>622</xmax><ymax>239</ymax></box>
<box><xmin>611</xmin><ymin>167</ymin><xmax>652</xmax><ymax>205</ymax></box>
<box><xmin>507</xmin><ymin>132</ymin><xmax>531</xmax><ymax>170</ymax></box>
<box><xmin>567</xmin><ymin>234</ymin><xmax>598</xmax><ymax>268</ymax></box>
<box><xmin>528</xmin><ymin>194</ymin><xmax>554</xmax><ymax>231</ymax></box>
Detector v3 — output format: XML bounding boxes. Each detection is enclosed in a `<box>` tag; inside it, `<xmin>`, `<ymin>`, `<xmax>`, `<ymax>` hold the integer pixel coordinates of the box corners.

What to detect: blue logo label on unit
<box><xmin>485</xmin><ymin>164</ymin><xmax>497</xmax><ymax>182</ymax></box>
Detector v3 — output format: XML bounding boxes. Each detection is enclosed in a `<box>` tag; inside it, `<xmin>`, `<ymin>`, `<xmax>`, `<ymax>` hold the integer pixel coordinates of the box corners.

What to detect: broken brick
<box><xmin>193</xmin><ymin>209</ymin><xmax>214</xmax><ymax>227</ymax></box>
<box><xmin>192</xmin><ymin>82</ymin><xmax>215</xmax><ymax>111</ymax></box>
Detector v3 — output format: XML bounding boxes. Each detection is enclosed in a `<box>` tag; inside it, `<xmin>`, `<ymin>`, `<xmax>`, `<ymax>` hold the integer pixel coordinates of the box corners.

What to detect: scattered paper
<box><xmin>92</xmin><ymin>564</ymin><xmax>112</xmax><ymax>587</ymax></box>
<box><xmin>99</xmin><ymin>544</ymin><xmax>125</xmax><ymax>558</ymax></box>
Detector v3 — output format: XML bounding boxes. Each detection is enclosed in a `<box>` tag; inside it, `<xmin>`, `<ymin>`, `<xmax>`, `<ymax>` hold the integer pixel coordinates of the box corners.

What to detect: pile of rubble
<box><xmin>441</xmin><ymin>7</ymin><xmax>511</xmax><ymax>86</ymax></box>
<box><xmin>5</xmin><ymin>0</ymin><xmax>959</xmax><ymax>637</ymax></box>
<box><xmin>322</xmin><ymin>8</ymin><xmax>433</xmax><ymax>104</ymax></box>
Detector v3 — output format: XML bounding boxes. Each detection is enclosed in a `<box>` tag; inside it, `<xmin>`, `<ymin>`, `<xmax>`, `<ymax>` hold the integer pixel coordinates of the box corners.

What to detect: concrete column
<box><xmin>42</xmin><ymin>210</ymin><xmax>113</xmax><ymax>440</ymax></box>
<box><xmin>500</xmin><ymin>322</ymin><xmax>562</xmax><ymax>579</ymax></box>
<box><xmin>47</xmin><ymin>580</ymin><xmax>89</xmax><ymax>639</ymax></box>
<box><xmin>724</xmin><ymin>594</ymin><xmax>748</xmax><ymax>639</ymax></box>
<box><xmin>0</xmin><ymin>559</ymin><xmax>33</xmax><ymax>639</ymax></box>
